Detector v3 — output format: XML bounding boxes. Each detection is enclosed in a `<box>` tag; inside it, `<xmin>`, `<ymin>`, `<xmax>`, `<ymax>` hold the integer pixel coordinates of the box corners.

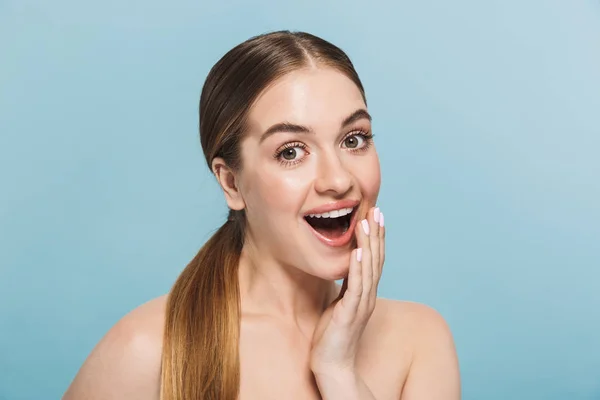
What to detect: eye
<box><xmin>343</xmin><ymin>135</ymin><xmax>363</xmax><ymax>149</ymax></box>
<box><xmin>281</xmin><ymin>146</ymin><xmax>306</xmax><ymax>161</ymax></box>
<box><xmin>342</xmin><ymin>131</ymin><xmax>374</xmax><ymax>150</ymax></box>
<box><xmin>274</xmin><ymin>142</ymin><xmax>308</xmax><ymax>166</ymax></box>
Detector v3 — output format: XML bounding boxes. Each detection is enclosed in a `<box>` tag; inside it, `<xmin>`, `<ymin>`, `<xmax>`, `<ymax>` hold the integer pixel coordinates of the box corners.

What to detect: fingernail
<box><xmin>379</xmin><ymin>212</ymin><xmax>384</xmax><ymax>227</ymax></box>
<box><xmin>356</xmin><ymin>248</ymin><xmax>362</xmax><ymax>262</ymax></box>
<box><xmin>361</xmin><ymin>219</ymin><xmax>370</xmax><ymax>235</ymax></box>
<box><xmin>373</xmin><ymin>207</ymin><xmax>380</xmax><ymax>223</ymax></box>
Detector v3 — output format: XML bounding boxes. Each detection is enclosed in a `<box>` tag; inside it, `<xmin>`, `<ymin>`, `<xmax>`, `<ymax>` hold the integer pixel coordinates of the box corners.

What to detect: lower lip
<box><xmin>303</xmin><ymin>210</ymin><xmax>358</xmax><ymax>248</ymax></box>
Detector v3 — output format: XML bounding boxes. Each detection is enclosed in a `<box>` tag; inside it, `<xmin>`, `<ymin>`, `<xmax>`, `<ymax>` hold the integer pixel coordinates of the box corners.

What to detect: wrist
<box><xmin>312</xmin><ymin>367</ymin><xmax>377</xmax><ymax>400</ymax></box>
<box><xmin>313</xmin><ymin>368</ymin><xmax>358</xmax><ymax>388</ymax></box>
<box><xmin>313</xmin><ymin>370</ymin><xmax>361</xmax><ymax>400</ymax></box>
<box><xmin>313</xmin><ymin>367</ymin><xmax>356</xmax><ymax>381</ymax></box>
<box><xmin>311</xmin><ymin>360</ymin><xmax>355</xmax><ymax>379</ymax></box>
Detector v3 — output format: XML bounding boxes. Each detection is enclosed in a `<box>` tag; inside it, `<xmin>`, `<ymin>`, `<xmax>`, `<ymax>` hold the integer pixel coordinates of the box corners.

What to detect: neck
<box><xmin>237</xmin><ymin>243</ymin><xmax>341</xmax><ymax>330</ymax></box>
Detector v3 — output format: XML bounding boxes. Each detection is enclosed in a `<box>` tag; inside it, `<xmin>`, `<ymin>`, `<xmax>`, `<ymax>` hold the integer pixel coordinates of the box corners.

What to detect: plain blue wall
<box><xmin>1</xmin><ymin>1</ymin><xmax>599</xmax><ymax>399</ymax></box>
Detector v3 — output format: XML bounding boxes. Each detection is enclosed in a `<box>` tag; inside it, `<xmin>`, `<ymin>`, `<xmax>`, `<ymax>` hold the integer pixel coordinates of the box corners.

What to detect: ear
<box><xmin>211</xmin><ymin>157</ymin><xmax>245</xmax><ymax>211</ymax></box>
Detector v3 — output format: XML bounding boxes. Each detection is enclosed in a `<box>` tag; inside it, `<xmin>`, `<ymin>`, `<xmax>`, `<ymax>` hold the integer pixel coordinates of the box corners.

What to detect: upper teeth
<box><xmin>307</xmin><ymin>207</ymin><xmax>354</xmax><ymax>219</ymax></box>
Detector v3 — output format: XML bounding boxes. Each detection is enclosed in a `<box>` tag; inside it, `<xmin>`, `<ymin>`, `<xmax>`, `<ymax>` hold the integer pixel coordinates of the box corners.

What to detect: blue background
<box><xmin>1</xmin><ymin>1</ymin><xmax>599</xmax><ymax>399</ymax></box>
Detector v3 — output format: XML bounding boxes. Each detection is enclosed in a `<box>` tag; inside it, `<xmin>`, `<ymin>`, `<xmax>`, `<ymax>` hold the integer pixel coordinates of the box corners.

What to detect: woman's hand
<box><xmin>310</xmin><ymin>206</ymin><xmax>385</xmax><ymax>377</ymax></box>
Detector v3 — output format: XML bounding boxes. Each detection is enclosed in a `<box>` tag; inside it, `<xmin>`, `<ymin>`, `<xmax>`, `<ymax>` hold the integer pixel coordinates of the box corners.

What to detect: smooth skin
<box><xmin>63</xmin><ymin>67</ymin><xmax>460</xmax><ymax>399</ymax></box>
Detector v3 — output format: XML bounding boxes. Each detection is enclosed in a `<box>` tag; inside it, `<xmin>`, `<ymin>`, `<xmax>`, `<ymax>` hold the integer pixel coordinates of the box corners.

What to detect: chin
<box><xmin>328</xmin><ymin>269</ymin><xmax>349</xmax><ymax>281</ymax></box>
<box><xmin>314</xmin><ymin>256</ymin><xmax>351</xmax><ymax>281</ymax></box>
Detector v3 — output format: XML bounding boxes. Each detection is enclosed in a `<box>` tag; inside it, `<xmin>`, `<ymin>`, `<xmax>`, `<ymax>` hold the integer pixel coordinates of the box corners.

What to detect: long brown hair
<box><xmin>160</xmin><ymin>30</ymin><xmax>367</xmax><ymax>400</ymax></box>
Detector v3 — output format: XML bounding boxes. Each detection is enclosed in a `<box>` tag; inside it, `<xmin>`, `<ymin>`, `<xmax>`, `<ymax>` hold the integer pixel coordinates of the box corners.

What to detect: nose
<box><xmin>313</xmin><ymin>150</ymin><xmax>353</xmax><ymax>196</ymax></box>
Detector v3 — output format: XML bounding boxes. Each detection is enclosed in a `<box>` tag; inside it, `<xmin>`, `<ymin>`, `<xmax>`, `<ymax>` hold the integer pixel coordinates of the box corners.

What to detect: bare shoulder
<box><xmin>374</xmin><ymin>298</ymin><xmax>461</xmax><ymax>400</ymax></box>
<box><xmin>62</xmin><ymin>294</ymin><xmax>168</xmax><ymax>400</ymax></box>
<box><xmin>375</xmin><ymin>297</ymin><xmax>453</xmax><ymax>336</ymax></box>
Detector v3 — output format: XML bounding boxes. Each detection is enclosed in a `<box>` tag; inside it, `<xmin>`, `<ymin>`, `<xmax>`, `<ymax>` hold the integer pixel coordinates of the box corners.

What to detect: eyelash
<box><xmin>273</xmin><ymin>130</ymin><xmax>375</xmax><ymax>167</ymax></box>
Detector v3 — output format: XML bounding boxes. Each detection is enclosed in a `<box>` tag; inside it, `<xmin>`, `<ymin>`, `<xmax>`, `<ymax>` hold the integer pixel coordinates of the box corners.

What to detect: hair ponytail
<box><xmin>160</xmin><ymin>209</ymin><xmax>245</xmax><ymax>400</ymax></box>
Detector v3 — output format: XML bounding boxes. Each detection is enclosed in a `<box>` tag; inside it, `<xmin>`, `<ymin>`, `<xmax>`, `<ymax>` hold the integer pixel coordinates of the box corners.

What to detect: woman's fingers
<box><xmin>341</xmin><ymin>248</ymin><xmax>363</xmax><ymax>315</ymax></box>
<box><xmin>358</xmin><ymin>217</ymin><xmax>373</xmax><ymax>305</ymax></box>
<box><xmin>370</xmin><ymin>208</ymin><xmax>381</xmax><ymax>289</ymax></box>
<box><xmin>378</xmin><ymin>211</ymin><xmax>385</xmax><ymax>281</ymax></box>
<box><xmin>342</xmin><ymin>206</ymin><xmax>385</xmax><ymax>320</ymax></box>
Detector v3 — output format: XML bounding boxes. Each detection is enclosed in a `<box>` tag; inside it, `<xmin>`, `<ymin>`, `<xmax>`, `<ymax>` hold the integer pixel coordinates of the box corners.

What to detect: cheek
<box><xmin>245</xmin><ymin>169</ymin><xmax>310</xmax><ymax>215</ymax></box>
<box><xmin>356</xmin><ymin>155</ymin><xmax>381</xmax><ymax>202</ymax></box>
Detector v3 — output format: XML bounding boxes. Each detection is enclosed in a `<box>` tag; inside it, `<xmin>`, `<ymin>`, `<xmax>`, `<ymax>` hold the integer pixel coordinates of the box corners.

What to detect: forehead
<box><xmin>246</xmin><ymin>67</ymin><xmax>366</xmax><ymax>134</ymax></box>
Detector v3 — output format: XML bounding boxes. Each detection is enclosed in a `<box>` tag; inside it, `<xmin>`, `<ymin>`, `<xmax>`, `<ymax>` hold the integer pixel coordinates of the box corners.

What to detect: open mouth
<box><xmin>303</xmin><ymin>207</ymin><xmax>357</xmax><ymax>243</ymax></box>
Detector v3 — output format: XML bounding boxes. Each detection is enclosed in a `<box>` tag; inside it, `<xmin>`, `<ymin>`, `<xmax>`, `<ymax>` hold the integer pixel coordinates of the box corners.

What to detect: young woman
<box><xmin>63</xmin><ymin>31</ymin><xmax>460</xmax><ymax>400</ymax></box>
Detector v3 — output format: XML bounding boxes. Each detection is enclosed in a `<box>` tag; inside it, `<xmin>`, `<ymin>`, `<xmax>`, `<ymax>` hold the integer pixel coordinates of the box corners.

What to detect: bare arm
<box><xmin>400</xmin><ymin>305</ymin><xmax>461</xmax><ymax>400</ymax></box>
<box><xmin>62</xmin><ymin>298</ymin><xmax>164</xmax><ymax>400</ymax></box>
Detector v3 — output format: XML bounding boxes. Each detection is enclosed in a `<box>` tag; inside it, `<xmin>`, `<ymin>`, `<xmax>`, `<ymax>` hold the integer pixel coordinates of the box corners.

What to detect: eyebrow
<box><xmin>259</xmin><ymin>108</ymin><xmax>372</xmax><ymax>143</ymax></box>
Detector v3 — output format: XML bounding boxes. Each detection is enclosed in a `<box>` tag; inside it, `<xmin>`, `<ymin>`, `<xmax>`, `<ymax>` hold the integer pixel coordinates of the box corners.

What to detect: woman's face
<box><xmin>236</xmin><ymin>67</ymin><xmax>381</xmax><ymax>280</ymax></box>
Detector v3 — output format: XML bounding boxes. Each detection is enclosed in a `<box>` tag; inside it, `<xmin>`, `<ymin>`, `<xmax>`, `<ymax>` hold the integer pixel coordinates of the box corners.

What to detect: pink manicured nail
<box><xmin>373</xmin><ymin>207</ymin><xmax>380</xmax><ymax>223</ymax></box>
<box><xmin>356</xmin><ymin>248</ymin><xmax>362</xmax><ymax>262</ymax></box>
<box><xmin>361</xmin><ymin>219</ymin><xmax>370</xmax><ymax>235</ymax></box>
<box><xmin>379</xmin><ymin>212</ymin><xmax>384</xmax><ymax>227</ymax></box>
